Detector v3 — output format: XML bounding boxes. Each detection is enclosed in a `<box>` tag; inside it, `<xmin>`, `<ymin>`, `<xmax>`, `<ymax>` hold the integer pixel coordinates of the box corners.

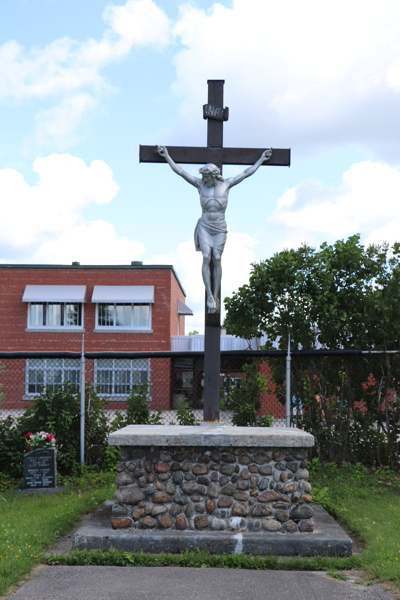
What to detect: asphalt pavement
<box><xmin>5</xmin><ymin>566</ymin><xmax>398</xmax><ymax>600</ymax></box>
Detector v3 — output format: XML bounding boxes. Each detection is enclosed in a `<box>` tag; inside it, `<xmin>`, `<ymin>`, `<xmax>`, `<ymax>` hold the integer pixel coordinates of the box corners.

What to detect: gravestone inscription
<box><xmin>23</xmin><ymin>448</ymin><xmax>56</xmax><ymax>489</ymax></box>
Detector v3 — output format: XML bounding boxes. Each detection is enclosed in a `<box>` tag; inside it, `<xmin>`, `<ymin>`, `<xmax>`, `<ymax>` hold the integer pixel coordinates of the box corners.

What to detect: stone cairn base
<box><xmin>112</xmin><ymin>445</ymin><xmax>313</xmax><ymax>533</ymax></box>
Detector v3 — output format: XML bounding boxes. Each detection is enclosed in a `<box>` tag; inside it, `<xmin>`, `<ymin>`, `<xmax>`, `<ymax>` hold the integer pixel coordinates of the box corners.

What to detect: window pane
<box><xmin>65</xmin><ymin>304</ymin><xmax>79</xmax><ymax>326</ymax></box>
<box><xmin>115</xmin><ymin>370</ymin><xmax>130</xmax><ymax>394</ymax></box>
<box><xmin>64</xmin><ymin>369</ymin><xmax>80</xmax><ymax>392</ymax></box>
<box><xmin>139</xmin><ymin>305</ymin><xmax>150</xmax><ymax>327</ymax></box>
<box><xmin>47</xmin><ymin>359</ymin><xmax>62</xmax><ymax>369</ymax></box>
<box><xmin>133</xmin><ymin>304</ymin><xmax>150</xmax><ymax>328</ymax></box>
<box><xmin>28</xmin><ymin>369</ymin><xmax>44</xmax><ymax>394</ymax></box>
<box><xmin>116</xmin><ymin>304</ymin><xmax>131</xmax><ymax>327</ymax></box>
<box><xmin>30</xmin><ymin>304</ymin><xmax>44</xmax><ymax>326</ymax></box>
<box><xmin>97</xmin><ymin>359</ymin><xmax>113</xmax><ymax>369</ymax></box>
<box><xmin>47</xmin><ymin>369</ymin><xmax>62</xmax><ymax>390</ymax></box>
<box><xmin>64</xmin><ymin>359</ymin><xmax>80</xmax><ymax>369</ymax></box>
<box><xmin>48</xmin><ymin>304</ymin><xmax>62</xmax><ymax>326</ymax></box>
<box><xmin>96</xmin><ymin>370</ymin><xmax>113</xmax><ymax>394</ymax></box>
<box><xmin>99</xmin><ymin>304</ymin><xmax>114</xmax><ymax>326</ymax></box>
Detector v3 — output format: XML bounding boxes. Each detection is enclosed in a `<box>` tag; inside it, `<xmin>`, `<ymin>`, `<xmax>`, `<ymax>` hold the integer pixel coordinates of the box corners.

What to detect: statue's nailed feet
<box><xmin>207</xmin><ymin>294</ymin><xmax>217</xmax><ymax>314</ymax></box>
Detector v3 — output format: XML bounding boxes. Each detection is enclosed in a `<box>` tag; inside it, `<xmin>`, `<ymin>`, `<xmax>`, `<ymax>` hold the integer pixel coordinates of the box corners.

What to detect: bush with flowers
<box><xmin>24</xmin><ymin>431</ymin><xmax>56</xmax><ymax>451</ymax></box>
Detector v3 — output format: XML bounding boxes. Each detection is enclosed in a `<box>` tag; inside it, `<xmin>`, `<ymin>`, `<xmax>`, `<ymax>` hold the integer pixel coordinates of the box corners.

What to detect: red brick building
<box><xmin>0</xmin><ymin>262</ymin><xmax>192</xmax><ymax>411</ymax></box>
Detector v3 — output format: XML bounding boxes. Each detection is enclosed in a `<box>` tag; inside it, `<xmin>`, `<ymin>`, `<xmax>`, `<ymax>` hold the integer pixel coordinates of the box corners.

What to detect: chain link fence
<box><xmin>0</xmin><ymin>351</ymin><xmax>285</xmax><ymax>427</ymax></box>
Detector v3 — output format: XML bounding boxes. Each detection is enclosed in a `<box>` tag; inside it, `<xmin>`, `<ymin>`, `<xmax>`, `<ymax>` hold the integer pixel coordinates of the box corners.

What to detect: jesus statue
<box><xmin>156</xmin><ymin>145</ymin><xmax>272</xmax><ymax>313</ymax></box>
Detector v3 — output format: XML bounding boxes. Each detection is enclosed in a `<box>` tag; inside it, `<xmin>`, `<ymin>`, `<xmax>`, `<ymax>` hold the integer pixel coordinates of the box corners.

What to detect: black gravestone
<box><xmin>23</xmin><ymin>448</ymin><xmax>56</xmax><ymax>489</ymax></box>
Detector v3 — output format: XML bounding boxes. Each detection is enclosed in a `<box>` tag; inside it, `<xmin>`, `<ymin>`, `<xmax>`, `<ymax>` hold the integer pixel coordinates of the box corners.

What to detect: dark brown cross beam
<box><xmin>139</xmin><ymin>80</ymin><xmax>290</xmax><ymax>423</ymax></box>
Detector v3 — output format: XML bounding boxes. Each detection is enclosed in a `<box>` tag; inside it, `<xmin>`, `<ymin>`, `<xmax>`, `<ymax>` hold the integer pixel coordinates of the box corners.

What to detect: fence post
<box><xmin>285</xmin><ymin>333</ymin><xmax>291</xmax><ymax>427</ymax></box>
<box><xmin>80</xmin><ymin>334</ymin><xmax>85</xmax><ymax>468</ymax></box>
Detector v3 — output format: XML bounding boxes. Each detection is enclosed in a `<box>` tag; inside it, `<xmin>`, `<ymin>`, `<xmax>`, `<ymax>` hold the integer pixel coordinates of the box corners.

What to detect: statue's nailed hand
<box><xmin>261</xmin><ymin>148</ymin><xmax>272</xmax><ymax>162</ymax></box>
<box><xmin>157</xmin><ymin>145</ymin><xmax>168</xmax><ymax>158</ymax></box>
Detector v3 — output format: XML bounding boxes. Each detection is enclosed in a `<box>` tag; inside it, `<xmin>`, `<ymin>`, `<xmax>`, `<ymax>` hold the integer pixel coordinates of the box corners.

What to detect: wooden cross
<box><xmin>140</xmin><ymin>80</ymin><xmax>290</xmax><ymax>423</ymax></box>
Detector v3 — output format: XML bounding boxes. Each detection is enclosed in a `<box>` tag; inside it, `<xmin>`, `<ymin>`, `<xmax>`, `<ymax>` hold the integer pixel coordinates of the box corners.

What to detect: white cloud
<box><xmin>0</xmin><ymin>154</ymin><xmax>119</xmax><ymax>248</ymax></box>
<box><xmin>169</xmin><ymin>0</ymin><xmax>400</xmax><ymax>158</ymax></box>
<box><xmin>32</xmin><ymin>220</ymin><xmax>145</xmax><ymax>264</ymax></box>
<box><xmin>151</xmin><ymin>229</ymin><xmax>258</xmax><ymax>333</ymax></box>
<box><xmin>269</xmin><ymin>160</ymin><xmax>400</xmax><ymax>247</ymax></box>
<box><xmin>0</xmin><ymin>0</ymin><xmax>171</xmax><ymax>145</ymax></box>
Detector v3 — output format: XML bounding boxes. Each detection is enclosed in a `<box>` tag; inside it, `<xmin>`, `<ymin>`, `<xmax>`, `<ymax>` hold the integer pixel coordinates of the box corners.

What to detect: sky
<box><xmin>1</xmin><ymin>0</ymin><xmax>400</xmax><ymax>333</ymax></box>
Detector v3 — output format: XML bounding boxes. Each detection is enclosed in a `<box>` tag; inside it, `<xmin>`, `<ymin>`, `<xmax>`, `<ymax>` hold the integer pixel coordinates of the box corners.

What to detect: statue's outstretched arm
<box><xmin>157</xmin><ymin>146</ymin><xmax>201</xmax><ymax>188</ymax></box>
<box><xmin>227</xmin><ymin>149</ymin><xmax>272</xmax><ymax>188</ymax></box>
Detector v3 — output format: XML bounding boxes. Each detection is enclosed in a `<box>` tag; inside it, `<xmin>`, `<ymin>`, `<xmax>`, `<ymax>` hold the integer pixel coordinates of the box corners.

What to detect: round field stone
<box><xmin>169</xmin><ymin>504</ymin><xmax>181</xmax><ymax>517</ymax></box>
<box><xmin>198</xmin><ymin>476</ymin><xmax>210</xmax><ymax>485</ymax></box>
<box><xmin>207</xmin><ymin>482</ymin><xmax>220</xmax><ymax>498</ymax></box>
<box><xmin>221</xmin><ymin>454</ymin><xmax>235</xmax><ymax>463</ymax></box>
<box><xmin>111</xmin><ymin>517</ymin><xmax>132</xmax><ymax>529</ymax></box>
<box><xmin>194</xmin><ymin>515</ymin><xmax>209</xmax><ymax>529</ymax></box>
<box><xmin>185</xmin><ymin>503</ymin><xmax>194</xmax><ymax>517</ymax></box>
<box><xmin>259</xmin><ymin>465</ymin><xmax>273</xmax><ymax>476</ymax></box>
<box><xmin>141</xmin><ymin>516</ymin><xmax>156</xmax><ymax>529</ymax></box>
<box><xmin>231</xmin><ymin>474</ymin><xmax>240</xmax><ymax>483</ymax></box>
<box><xmin>295</xmin><ymin>469</ymin><xmax>309</xmax><ymax>481</ymax></box>
<box><xmin>112</xmin><ymin>503</ymin><xmax>129</xmax><ymax>517</ymax></box>
<box><xmin>262</xmin><ymin>519</ymin><xmax>281</xmax><ymax>532</ymax></box>
<box><xmin>210</xmin><ymin>472</ymin><xmax>219</xmax><ymax>482</ymax></box>
<box><xmin>159</xmin><ymin>514</ymin><xmax>173</xmax><ymax>528</ymax></box>
<box><xmin>116</xmin><ymin>462</ymin><xmax>125</xmax><ymax>472</ymax></box>
<box><xmin>248</xmin><ymin>519</ymin><xmax>261</xmax><ymax>531</ymax></box>
<box><xmin>148</xmin><ymin>474</ymin><xmax>155</xmax><ymax>483</ymax></box>
<box><xmin>281</xmin><ymin>520</ymin><xmax>297</xmax><ymax>533</ymax></box>
<box><xmin>221</xmin><ymin>483</ymin><xmax>236</xmax><ymax>496</ymax></box>
<box><xmin>299</xmin><ymin>518</ymin><xmax>314</xmax><ymax>532</ymax></box>
<box><xmin>280</xmin><ymin>472</ymin><xmax>289</xmax><ymax>482</ymax></box>
<box><xmin>174</xmin><ymin>452</ymin><xmax>185</xmax><ymax>462</ymax></box>
<box><xmin>173</xmin><ymin>472</ymin><xmax>184</xmax><ymax>484</ymax></box>
<box><xmin>239</xmin><ymin>455</ymin><xmax>252</xmax><ymax>465</ymax></box>
<box><xmin>250</xmin><ymin>475</ymin><xmax>260</xmax><ymax>488</ymax></box>
<box><xmin>258</xmin><ymin>490</ymin><xmax>280</xmax><ymax>503</ymax></box>
<box><xmin>273</xmin><ymin>470</ymin><xmax>281</xmax><ymax>482</ymax></box>
<box><xmin>182</xmin><ymin>461</ymin><xmax>192</xmax><ymax>472</ymax></box>
<box><xmin>155</xmin><ymin>462</ymin><xmax>170</xmax><ymax>473</ymax></box>
<box><xmin>131</xmin><ymin>508</ymin><xmax>145</xmax><ymax>520</ymax></box>
<box><xmin>248</xmin><ymin>465</ymin><xmax>259</xmax><ymax>473</ymax></box>
<box><xmin>272</xmin><ymin>450</ymin><xmax>285</xmax><ymax>462</ymax></box>
<box><xmin>206</xmin><ymin>499</ymin><xmax>216</xmax><ymax>513</ymax></box>
<box><xmin>254</xmin><ymin>452</ymin><xmax>271</xmax><ymax>465</ymax></box>
<box><xmin>237</xmin><ymin>480</ymin><xmax>250</xmax><ymax>490</ymax></box>
<box><xmin>300</xmin><ymin>493</ymin><xmax>313</xmax><ymax>503</ymax></box>
<box><xmin>153</xmin><ymin>493</ymin><xmax>170</xmax><ymax>503</ymax></box>
<box><xmin>259</xmin><ymin>478</ymin><xmax>269</xmax><ymax>491</ymax></box>
<box><xmin>274</xmin><ymin>462</ymin><xmax>286</xmax><ymax>471</ymax></box>
<box><xmin>218</xmin><ymin>496</ymin><xmax>233</xmax><ymax>508</ymax></box>
<box><xmin>211</xmin><ymin>518</ymin><xmax>225</xmax><ymax>530</ymax></box>
<box><xmin>283</xmin><ymin>481</ymin><xmax>297</xmax><ymax>493</ymax></box>
<box><xmin>240</xmin><ymin>468</ymin><xmax>250</xmax><ymax>480</ymax></box>
<box><xmin>299</xmin><ymin>481</ymin><xmax>312</xmax><ymax>493</ymax></box>
<box><xmin>176</xmin><ymin>514</ymin><xmax>188</xmax><ymax>529</ymax></box>
<box><xmin>219</xmin><ymin>476</ymin><xmax>229</xmax><ymax>486</ymax></box>
<box><xmin>251</xmin><ymin>504</ymin><xmax>272</xmax><ymax>517</ymax></box>
<box><xmin>211</xmin><ymin>451</ymin><xmax>220</xmax><ymax>462</ymax></box>
<box><xmin>158</xmin><ymin>473</ymin><xmax>172</xmax><ymax>481</ymax></box>
<box><xmin>195</xmin><ymin>503</ymin><xmax>206</xmax><ymax>513</ymax></box>
<box><xmin>193</xmin><ymin>464</ymin><xmax>208</xmax><ymax>475</ymax></box>
<box><xmin>145</xmin><ymin>461</ymin><xmax>153</xmax><ymax>473</ymax></box>
<box><xmin>275</xmin><ymin>510</ymin><xmax>290</xmax><ymax>522</ymax></box>
<box><xmin>181</xmin><ymin>481</ymin><xmax>197</xmax><ymax>494</ymax></box>
<box><xmin>291</xmin><ymin>504</ymin><xmax>313</xmax><ymax>520</ymax></box>
<box><xmin>160</xmin><ymin>452</ymin><xmax>172</xmax><ymax>462</ymax></box>
<box><xmin>184</xmin><ymin>473</ymin><xmax>194</xmax><ymax>481</ymax></box>
<box><xmin>232</xmin><ymin>502</ymin><xmax>249</xmax><ymax>517</ymax></box>
<box><xmin>165</xmin><ymin>482</ymin><xmax>176</xmax><ymax>495</ymax></box>
<box><xmin>116</xmin><ymin>472</ymin><xmax>134</xmax><ymax>486</ymax></box>
<box><xmin>171</xmin><ymin>462</ymin><xmax>181</xmax><ymax>471</ymax></box>
<box><xmin>234</xmin><ymin>492</ymin><xmax>249</xmax><ymax>501</ymax></box>
<box><xmin>220</xmin><ymin>464</ymin><xmax>235</xmax><ymax>476</ymax></box>
<box><xmin>199</xmin><ymin>454</ymin><xmax>211</xmax><ymax>464</ymax></box>
<box><xmin>293</xmin><ymin>450</ymin><xmax>307</xmax><ymax>460</ymax></box>
<box><xmin>155</xmin><ymin>481</ymin><xmax>163</xmax><ymax>491</ymax></box>
<box><xmin>275</xmin><ymin>483</ymin><xmax>283</xmax><ymax>492</ymax></box>
<box><xmin>173</xmin><ymin>494</ymin><xmax>188</xmax><ymax>505</ymax></box>
<box><xmin>115</xmin><ymin>486</ymin><xmax>145</xmax><ymax>505</ymax></box>
<box><xmin>286</xmin><ymin>461</ymin><xmax>299</xmax><ymax>473</ymax></box>
<box><xmin>151</xmin><ymin>505</ymin><xmax>168</xmax><ymax>516</ymax></box>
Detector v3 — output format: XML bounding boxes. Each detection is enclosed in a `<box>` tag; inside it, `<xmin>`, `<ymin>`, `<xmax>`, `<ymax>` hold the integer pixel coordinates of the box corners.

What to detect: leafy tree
<box><xmin>224</xmin><ymin>235</ymin><xmax>400</xmax><ymax>467</ymax></box>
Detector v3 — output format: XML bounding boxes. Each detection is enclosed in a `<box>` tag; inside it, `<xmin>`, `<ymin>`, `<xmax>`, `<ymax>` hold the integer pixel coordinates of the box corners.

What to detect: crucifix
<box><xmin>140</xmin><ymin>79</ymin><xmax>290</xmax><ymax>423</ymax></box>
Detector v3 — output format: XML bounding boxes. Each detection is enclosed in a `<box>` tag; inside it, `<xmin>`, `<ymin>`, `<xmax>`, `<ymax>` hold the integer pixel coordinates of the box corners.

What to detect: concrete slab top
<box><xmin>108</xmin><ymin>425</ymin><xmax>314</xmax><ymax>447</ymax></box>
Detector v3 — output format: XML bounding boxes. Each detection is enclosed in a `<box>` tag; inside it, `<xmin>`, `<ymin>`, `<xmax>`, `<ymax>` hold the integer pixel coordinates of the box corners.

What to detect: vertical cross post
<box><xmin>203</xmin><ymin>80</ymin><xmax>225</xmax><ymax>422</ymax></box>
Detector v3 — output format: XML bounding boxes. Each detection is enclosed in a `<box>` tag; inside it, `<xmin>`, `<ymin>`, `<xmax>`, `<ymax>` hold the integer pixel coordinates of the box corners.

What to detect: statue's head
<box><xmin>199</xmin><ymin>163</ymin><xmax>224</xmax><ymax>185</ymax></box>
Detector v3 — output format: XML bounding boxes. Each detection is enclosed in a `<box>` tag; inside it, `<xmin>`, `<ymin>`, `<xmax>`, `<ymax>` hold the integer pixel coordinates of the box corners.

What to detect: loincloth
<box><xmin>194</xmin><ymin>217</ymin><xmax>227</xmax><ymax>253</ymax></box>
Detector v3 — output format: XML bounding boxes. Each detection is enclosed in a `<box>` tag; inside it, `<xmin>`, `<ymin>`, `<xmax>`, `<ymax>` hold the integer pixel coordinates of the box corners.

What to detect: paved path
<box><xmin>5</xmin><ymin>566</ymin><xmax>397</xmax><ymax>600</ymax></box>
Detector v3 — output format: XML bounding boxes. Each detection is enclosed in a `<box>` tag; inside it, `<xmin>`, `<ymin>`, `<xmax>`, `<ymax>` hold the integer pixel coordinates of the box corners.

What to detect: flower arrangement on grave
<box><xmin>24</xmin><ymin>431</ymin><xmax>56</xmax><ymax>451</ymax></box>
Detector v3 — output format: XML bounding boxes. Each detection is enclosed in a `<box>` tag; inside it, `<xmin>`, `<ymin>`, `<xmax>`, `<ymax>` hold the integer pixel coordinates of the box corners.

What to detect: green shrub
<box><xmin>175</xmin><ymin>398</ymin><xmax>198</xmax><ymax>426</ymax></box>
<box><xmin>111</xmin><ymin>384</ymin><xmax>163</xmax><ymax>430</ymax></box>
<box><xmin>0</xmin><ymin>416</ymin><xmax>24</xmax><ymax>478</ymax></box>
<box><xmin>221</xmin><ymin>362</ymin><xmax>271</xmax><ymax>427</ymax></box>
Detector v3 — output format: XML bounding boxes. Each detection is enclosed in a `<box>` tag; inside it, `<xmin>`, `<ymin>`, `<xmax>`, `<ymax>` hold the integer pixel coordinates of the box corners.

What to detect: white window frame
<box><xmin>95</xmin><ymin>303</ymin><xmax>152</xmax><ymax>332</ymax></box>
<box><xmin>27</xmin><ymin>302</ymin><xmax>84</xmax><ymax>330</ymax></box>
<box><xmin>94</xmin><ymin>358</ymin><xmax>152</xmax><ymax>398</ymax></box>
<box><xmin>25</xmin><ymin>358</ymin><xmax>81</xmax><ymax>396</ymax></box>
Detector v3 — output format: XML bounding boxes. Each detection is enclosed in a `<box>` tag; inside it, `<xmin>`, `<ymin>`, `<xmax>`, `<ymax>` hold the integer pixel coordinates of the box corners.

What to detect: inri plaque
<box><xmin>23</xmin><ymin>448</ymin><xmax>56</xmax><ymax>489</ymax></box>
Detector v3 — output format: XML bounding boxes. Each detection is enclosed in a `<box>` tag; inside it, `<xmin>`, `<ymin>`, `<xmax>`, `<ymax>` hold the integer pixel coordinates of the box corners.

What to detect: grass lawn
<box><xmin>0</xmin><ymin>462</ymin><xmax>399</xmax><ymax>596</ymax></box>
<box><xmin>0</xmin><ymin>470</ymin><xmax>115</xmax><ymax>596</ymax></box>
